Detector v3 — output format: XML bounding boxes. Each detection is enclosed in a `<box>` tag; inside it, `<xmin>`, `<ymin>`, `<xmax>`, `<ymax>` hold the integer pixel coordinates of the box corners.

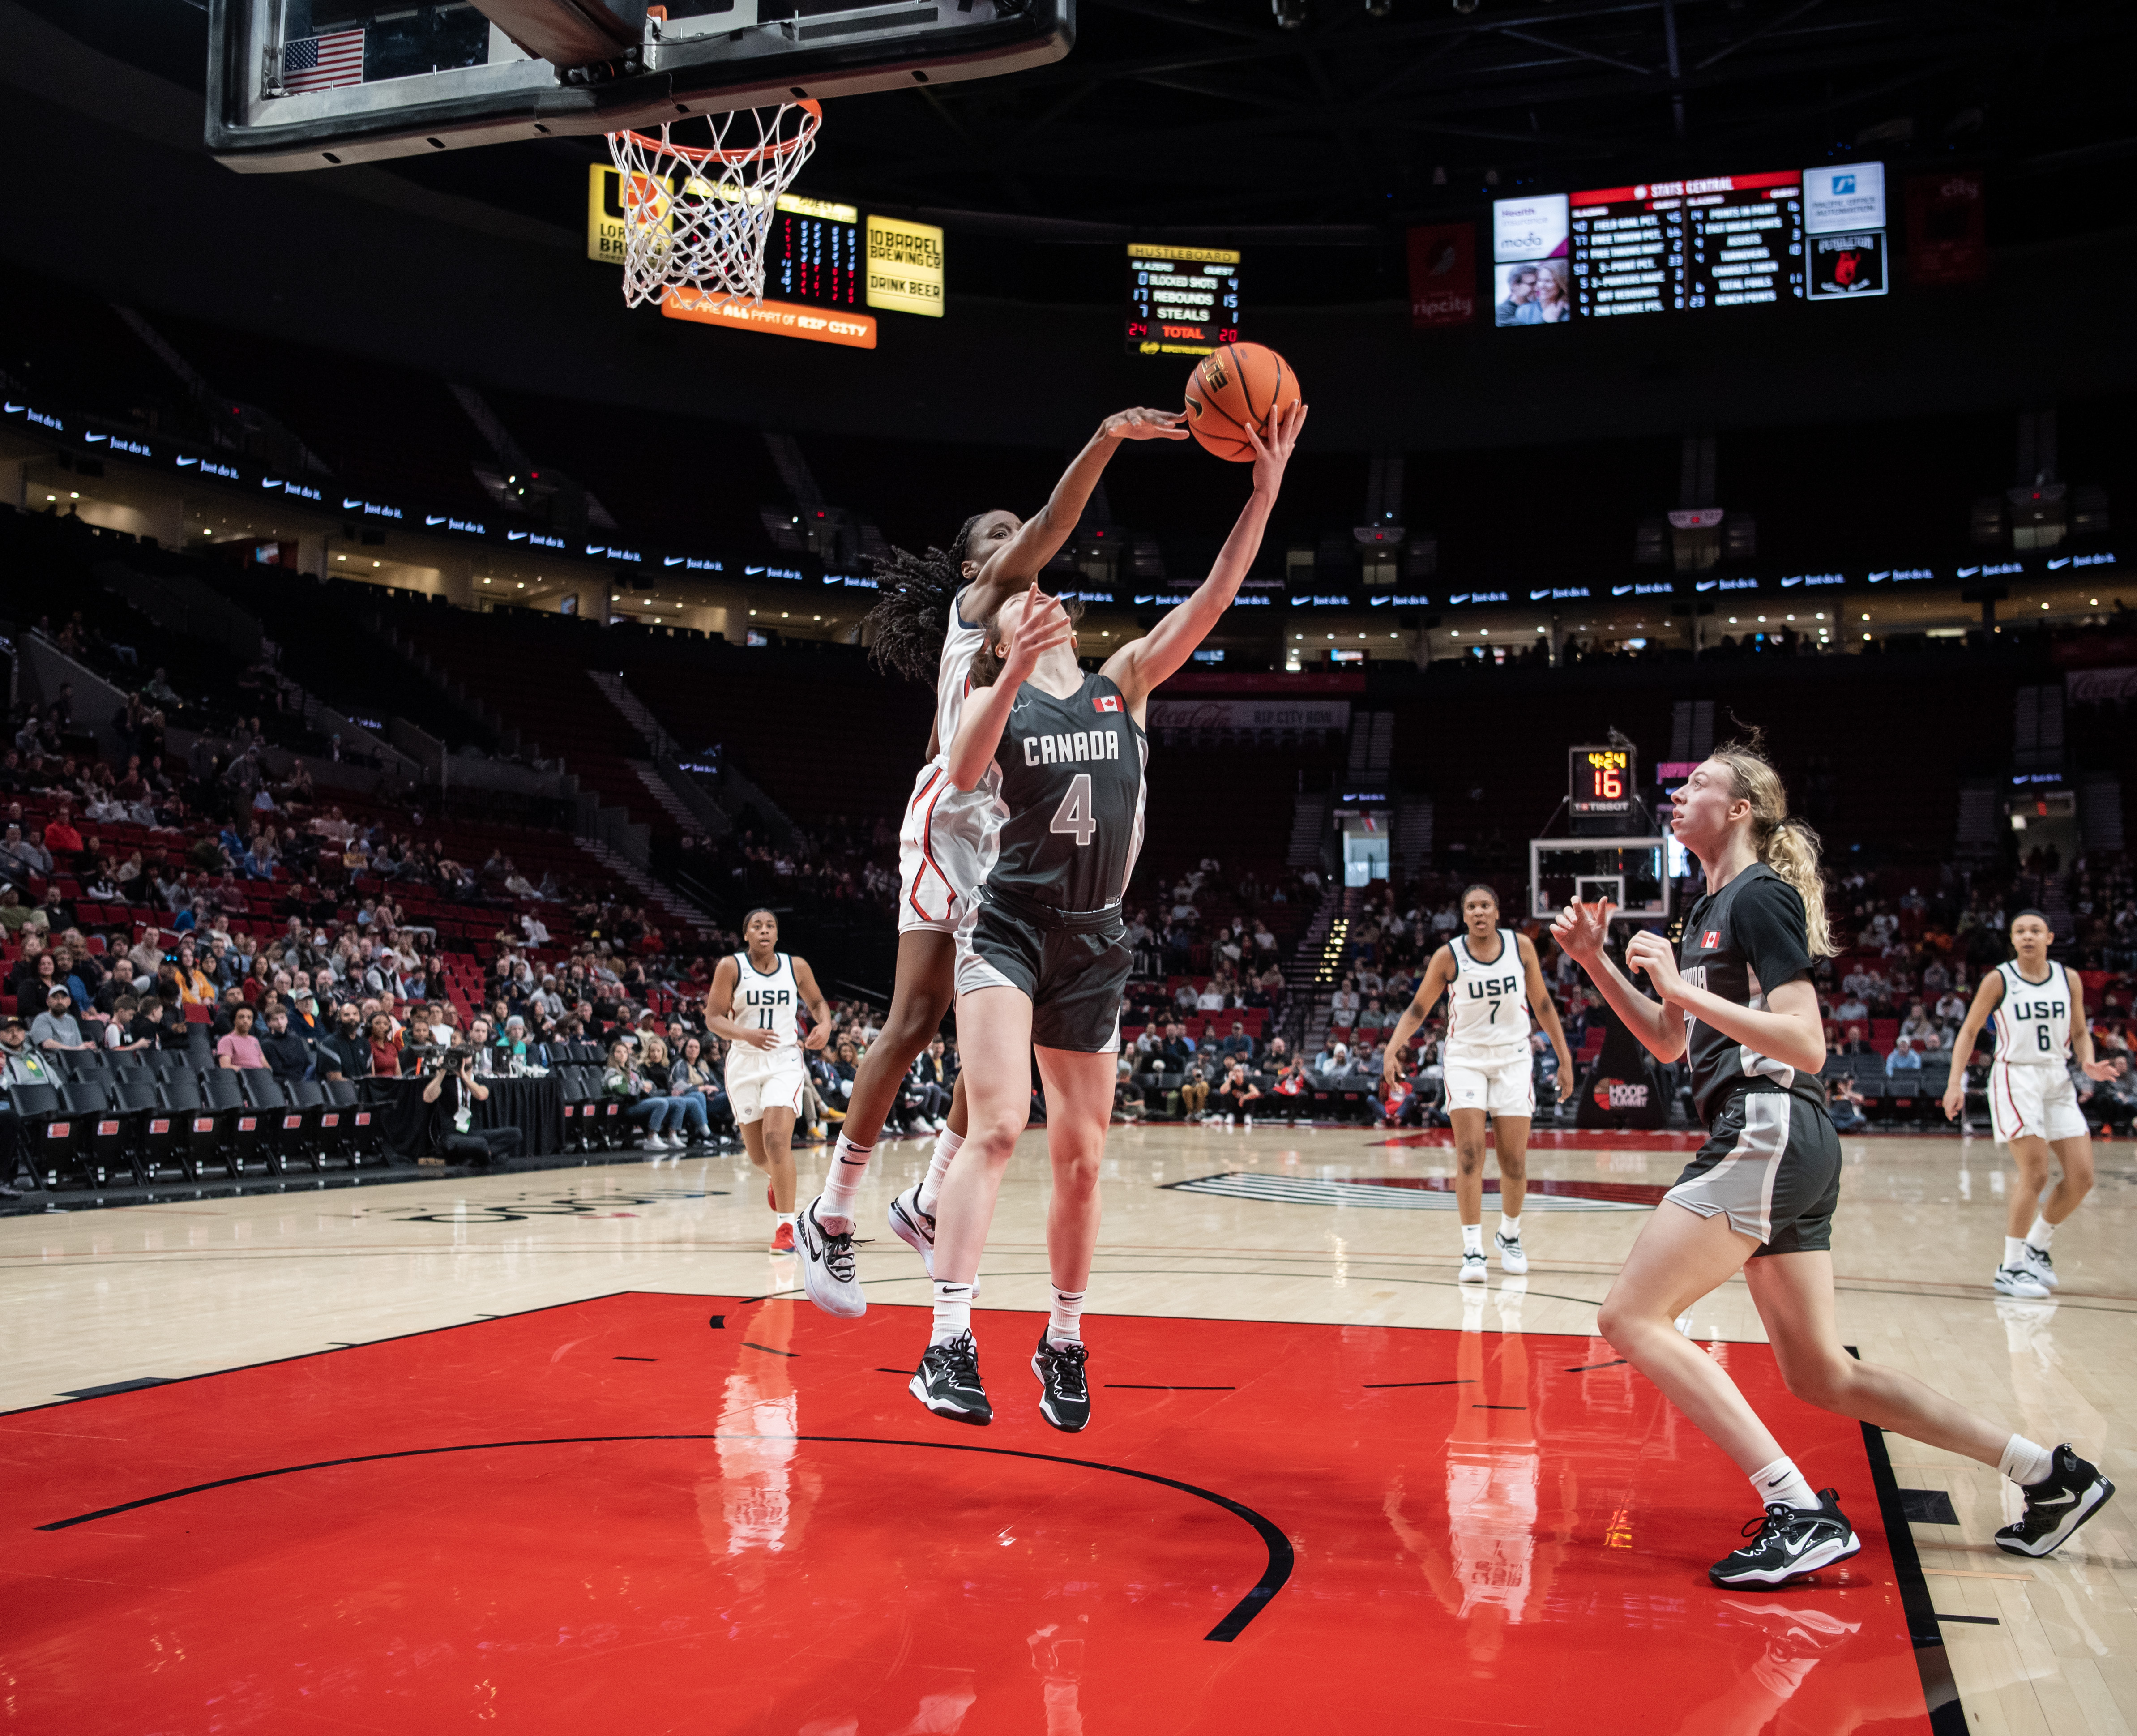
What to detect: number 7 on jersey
<box><xmin>1050</xmin><ymin>773</ymin><xmax>1097</xmax><ymax>847</ymax></box>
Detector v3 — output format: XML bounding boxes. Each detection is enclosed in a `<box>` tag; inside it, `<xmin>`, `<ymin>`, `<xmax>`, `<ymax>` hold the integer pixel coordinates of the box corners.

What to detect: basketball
<box><xmin>1184</xmin><ymin>341</ymin><xmax>1301</xmax><ymax>462</ymax></box>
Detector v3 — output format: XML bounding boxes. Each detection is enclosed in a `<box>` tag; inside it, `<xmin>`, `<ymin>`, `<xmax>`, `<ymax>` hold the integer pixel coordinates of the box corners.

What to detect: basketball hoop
<box><xmin>605</xmin><ymin>100</ymin><xmax>823</xmax><ymax>310</ymax></box>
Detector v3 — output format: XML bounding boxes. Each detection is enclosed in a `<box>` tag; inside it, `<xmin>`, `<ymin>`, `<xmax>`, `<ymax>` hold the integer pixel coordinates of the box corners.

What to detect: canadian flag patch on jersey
<box><xmin>1701</xmin><ymin>930</ymin><xmax>1720</xmax><ymax>949</ymax></box>
<box><xmin>1093</xmin><ymin>694</ymin><xmax>1121</xmax><ymax>714</ymax></box>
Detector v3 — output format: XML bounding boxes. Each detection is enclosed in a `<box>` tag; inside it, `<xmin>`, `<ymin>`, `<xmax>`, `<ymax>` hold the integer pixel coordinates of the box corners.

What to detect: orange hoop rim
<box><xmin>611</xmin><ymin>99</ymin><xmax>823</xmax><ymax>168</ymax></box>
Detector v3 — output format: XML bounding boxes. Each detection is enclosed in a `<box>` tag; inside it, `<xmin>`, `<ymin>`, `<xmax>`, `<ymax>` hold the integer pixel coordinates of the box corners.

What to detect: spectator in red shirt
<box><xmin>43</xmin><ymin>803</ymin><xmax>82</xmax><ymax>859</ymax></box>
<box><xmin>214</xmin><ymin>1004</ymin><xmax>267</xmax><ymax>1071</ymax></box>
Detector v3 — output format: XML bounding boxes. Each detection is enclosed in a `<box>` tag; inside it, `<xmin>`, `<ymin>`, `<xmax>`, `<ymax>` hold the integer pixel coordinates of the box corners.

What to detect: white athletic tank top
<box><xmin>936</xmin><ymin>587</ymin><xmax>987</xmax><ymax>753</ymax></box>
<box><xmin>1993</xmin><ymin>960</ymin><xmax>2071</xmax><ymax>1068</ymax></box>
<box><xmin>1443</xmin><ymin>928</ymin><xmax>1530</xmax><ymax>1063</ymax></box>
<box><xmin>728</xmin><ymin>950</ymin><xmax>801</xmax><ymax>1067</ymax></box>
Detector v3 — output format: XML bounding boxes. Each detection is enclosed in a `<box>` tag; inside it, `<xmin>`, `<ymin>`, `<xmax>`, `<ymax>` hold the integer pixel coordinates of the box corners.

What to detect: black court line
<box><xmin>1</xmin><ymin>1291</ymin><xmax>637</xmax><ymax>1420</ymax></box>
<box><xmin>1472</xmin><ymin>1404</ymin><xmax>1527</xmax><ymax>1411</ymax></box>
<box><xmin>36</xmin><ymin>1433</ymin><xmax>1292</xmax><ymax>1643</ymax></box>
<box><xmin>1362</xmin><ymin>1379</ymin><xmax>1474</xmax><ymax>1389</ymax></box>
<box><xmin>876</xmin><ymin>1368</ymin><xmax>918</xmax><ymax>1375</ymax></box>
<box><xmin>1104</xmin><ymin>1385</ymin><xmax>1237</xmax><ymax>1391</ymax></box>
<box><xmin>1932</xmin><ymin>1613</ymin><xmax>2000</xmax><ymax>1625</ymax></box>
<box><xmin>1857</xmin><ymin>1371</ymin><xmax>1968</xmax><ymax>1734</ymax></box>
<box><xmin>58</xmin><ymin>1378</ymin><xmax>173</xmax><ymax>1401</ymax></box>
<box><xmin>742</xmin><ymin>1342</ymin><xmax>797</xmax><ymax>1358</ymax></box>
<box><xmin>612</xmin><ymin>1356</ymin><xmax>658</xmax><ymax>1362</ymax></box>
<box><xmin>1564</xmin><ymin>1359</ymin><xmax>1628</xmax><ymax>1373</ymax></box>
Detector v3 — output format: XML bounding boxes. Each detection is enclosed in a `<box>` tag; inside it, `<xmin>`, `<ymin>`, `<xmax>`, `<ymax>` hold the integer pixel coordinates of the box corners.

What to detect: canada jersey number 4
<box><xmin>1050</xmin><ymin>773</ymin><xmax>1097</xmax><ymax>847</ymax></box>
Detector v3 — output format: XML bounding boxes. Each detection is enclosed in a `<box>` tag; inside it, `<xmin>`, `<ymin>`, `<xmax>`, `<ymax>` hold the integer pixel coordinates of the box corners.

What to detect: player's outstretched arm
<box><xmin>944</xmin><ymin>585</ymin><xmax>1074</xmax><ymax>791</ymax></box>
<box><xmin>1105</xmin><ymin>401</ymin><xmax>1307</xmax><ymax>713</ymax></box>
<box><xmin>1941</xmin><ymin>971</ymin><xmax>2003</xmax><ymax>1119</ymax></box>
<box><xmin>1383</xmin><ymin>947</ymin><xmax>1453</xmax><ymax>1084</ymax></box>
<box><xmin>982</xmin><ymin>408</ymin><xmax>1189</xmax><ymax>602</ymax></box>
<box><xmin>1548</xmin><ymin>901</ymin><xmax>1686</xmax><ymax>1063</ymax></box>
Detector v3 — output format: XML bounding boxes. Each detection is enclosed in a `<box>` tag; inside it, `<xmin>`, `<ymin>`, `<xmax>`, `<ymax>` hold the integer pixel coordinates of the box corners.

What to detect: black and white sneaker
<box><xmin>910</xmin><ymin>1332</ymin><xmax>992</xmax><ymax>1425</ymax></box>
<box><xmin>2023</xmin><ymin>1244</ymin><xmax>2059</xmax><ymax>1290</ymax></box>
<box><xmin>795</xmin><ymin>1197</ymin><xmax>864</xmax><ymax>1319</ymax></box>
<box><xmin>889</xmin><ymin>1183</ymin><xmax>937</xmax><ymax>1278</ymax></box>
<box><xmin>1996</xmin><ymin>1444</ymin><xmax>2114</xmax><ymax>1557</ymax></box>
<box><xmin>1494</xmin><ymin>1231</ymin><xmax>1528</xmax><ymax>1276</ymax></box>
<box><xmin>1709</xmin><ymin>1489</ymin><xmax>1861</xmax><ymax>1587</ymax></box>
<box><xmin>1994</xmin><ymin>1263</ymin><xmax>2050</xmax><ymax>1299</ymax></box>
<box><xmin>1457</xmin><ymin>1248</ymin><xmax>1488</xmax><ymax>1284</ymax></box>
<box><xmin>1031</xmin><ymin>1329</ymin><xmax>1091</xmax><ymax>1433</ymax></box>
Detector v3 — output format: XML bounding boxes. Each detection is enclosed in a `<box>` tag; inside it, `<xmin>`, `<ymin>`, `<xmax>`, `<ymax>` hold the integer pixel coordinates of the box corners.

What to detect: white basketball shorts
<box><xmin>725</xmin><ymin>1053</ymin><xmax>807</xmax><ymax>1125</ymax></box>
<box><xmin>896</xmin><ymin>759</ymin><xmax>997</xmax><ymax>936</ymax></box>
<box><xmin>1987</xmin><ymin>1061</ymin><xmax>2088</xmax><ymax>1144</ymax></box>
<box><xmin>1443</xmin><ymin>1051</ymin><xmax>1536</xmax><ymax>1119</ymax></box>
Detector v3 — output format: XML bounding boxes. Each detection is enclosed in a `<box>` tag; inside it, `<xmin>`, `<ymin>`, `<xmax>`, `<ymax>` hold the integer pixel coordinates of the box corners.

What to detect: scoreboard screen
<box><xmin>1570</xmin><ymin>745</ymin><xmax>1637</xmax><ymax>821</ymax></box>
<box><xmin>1127</xmin><ymin>243</ymin><xmax>1241</xmax><ymax>355</ymax></box>
<box><xmin>770</xmin><ymin>194</ymin><xmax>861</xmax><ymax>310</ymax></box>
<box><xmin>1569</xmin><ymin>171</ymin><xmax>1803</xmax><ymax>316</ymax></box>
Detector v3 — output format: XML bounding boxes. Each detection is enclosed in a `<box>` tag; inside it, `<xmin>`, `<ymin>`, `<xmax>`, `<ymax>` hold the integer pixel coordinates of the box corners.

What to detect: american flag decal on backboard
<box><xmin>284</xmin><ymin>29</ymin><xmax>366</xmax><ymax>93</ymax></box>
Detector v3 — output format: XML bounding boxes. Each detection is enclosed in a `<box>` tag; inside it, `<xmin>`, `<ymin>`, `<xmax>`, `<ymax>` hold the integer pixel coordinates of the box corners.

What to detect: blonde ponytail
<box><xmin>1709</xmin><ymin>734</ymin><xmax>1836</xmax><ymax>958</ymax></box>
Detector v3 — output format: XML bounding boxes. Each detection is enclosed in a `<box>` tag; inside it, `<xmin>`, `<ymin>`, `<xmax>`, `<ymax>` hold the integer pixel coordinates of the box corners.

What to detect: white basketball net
<box><xmin>605</xmin><ymin>102</ymin><xmax>823</xmax><ymax>310</ymax></box>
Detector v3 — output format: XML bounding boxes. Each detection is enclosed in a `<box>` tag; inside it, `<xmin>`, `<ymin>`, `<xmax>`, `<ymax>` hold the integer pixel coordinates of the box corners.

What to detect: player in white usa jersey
<box><xmin>790</xmin><ymin>407</ymin><xmax>1189</xmax><ymax>1320</ymax></box>
<box><xmin>1942</xmin><ymin>908</ymin><xmax>2116</xmax><ymax>1298</ymax></box>
<box><xmin>1385</xmin><ymin>885</ymin><xmax>1574</xmax><ymax>1282</ymax></box>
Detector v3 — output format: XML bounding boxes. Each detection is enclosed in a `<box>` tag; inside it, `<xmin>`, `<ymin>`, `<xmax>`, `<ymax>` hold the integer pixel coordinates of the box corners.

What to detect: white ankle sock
<box><xmin>1748</xmin><ymin>1454</ymin><xmax>1821</xmax><ymax>1512</ymax></box>
<box><xmin>918</xmin><ymin>1128</ymin><xmax>964</xmax><ymax>1216</ymax></box>
<box><xmin>820</xmin><ymin>1135</ymin><xmax>871</xmax><ymax>1226</ymax></box>
<box><xmin>1047</xmin><ymin>1284</ymin><xmax>1086</xmax><ymax>1347</ymax></box>
<box><xmin>2003</xmin><ymin>1235</ymin><xmax>2029</xmax><ymax>1268</ymax></box>
<box><xmin>1461</xmin><ymin>1223</ymin><xmax>1483</xmax><ymax>1257</ymax></box>
<box><xmin>931</xmin><ymin>1280</ymin><xmax>973</xmax><ymax>1346</ymax></box>
<box><xmin>776</xmin><ymin>1211</ymin><xmax>796</xmax><ymax>1227</ymax></box>
<box><xmin>1999</xmin><ymin>1433</ymin><xmax>2055</xmax><ymax>1487</ymax></box>
<box><xmin>2027</xmin><ymin>1216</ymin><xmax>2055</xmax><ymax>1250</ymax></box>
<box><xmin>1498</xmin><ymin>1214</ymin><xmax>1521</xmax><ymax>1242</ymax></box>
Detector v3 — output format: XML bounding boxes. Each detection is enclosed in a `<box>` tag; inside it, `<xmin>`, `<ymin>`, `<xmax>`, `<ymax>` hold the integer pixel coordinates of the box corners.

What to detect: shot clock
<box><xmin>1570</xmin><ymin>745</ymin><xmax>1638</xmax><ymax>831</ymax></box>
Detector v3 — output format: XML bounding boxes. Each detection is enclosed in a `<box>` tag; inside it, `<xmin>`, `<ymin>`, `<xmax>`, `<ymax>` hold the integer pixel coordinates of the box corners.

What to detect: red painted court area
<box><xmin>4</xmin><ymin>1294</ymin><xmax>1945</xmax><ymax>1734</ymax></box>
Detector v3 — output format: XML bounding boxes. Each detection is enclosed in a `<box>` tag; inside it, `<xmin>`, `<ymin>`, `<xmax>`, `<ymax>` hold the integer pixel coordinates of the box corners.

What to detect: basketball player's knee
<box><xmin>1593</xmin><ymin>1296</ymin><xmax>1637</xmax><ymax>1353</ymax></box>
<box><xmin>1052</xmin><ymin>1149</ymin><xmax>1102</xmax><ymax>1201</ymax></box>
<box><xmin>1454</xmin><ymin>1142</ymin><xmax>1487</xmax><ymax>1176</ymax></box>
<box><xmin>968</xmin><ymin>1107</ymin><xmax>1026</xmax><ymax>1161</ymax></box>
<box><xmin>1496</xmin><ymin>1146</ymin><xmax>1527</xmax><ymax>1180</ymax></box>
<box><xmin>1777</xmin><ymin>1351</ymin><xmax>1856</xmax><ymax>1413</ymax></box>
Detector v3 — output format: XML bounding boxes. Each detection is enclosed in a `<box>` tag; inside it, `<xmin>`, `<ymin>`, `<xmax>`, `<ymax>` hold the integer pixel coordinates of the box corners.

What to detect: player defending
<box><xmin>792</xmin><ymin>407</ymin><xmax>1188</xmax><ymax>1317</ymax></box>
<box><xmin>911</xmin><ymin>400</ymin><xmax>1305</xmax><ymax>1432</ymax></box>
<box><xmin>1551</xmin><ymin>739</ymin><xmax>2112</xmax><ymax>1587</ymax></box>
<box><xmin>1941</xmin><ymin>909</ymin><xmax>2114</xmax><ymax>1298</ymax></box>
<box><xmin>705</xmin><ymin>909</ymin><xmax>834</xmax><ymax>1253</ymax></box>
<box><xmin>1383</xmin><ymin>884</ymin><xmax>1574</xmax><ymax>1281</ymax></box>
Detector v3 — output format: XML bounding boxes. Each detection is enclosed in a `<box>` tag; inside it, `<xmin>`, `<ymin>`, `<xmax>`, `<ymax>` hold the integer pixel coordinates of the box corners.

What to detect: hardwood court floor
<box><xmin>2</xmin><ymin>1123</ymin><xmax>2132</xmax><ymax>1734</ymax></box>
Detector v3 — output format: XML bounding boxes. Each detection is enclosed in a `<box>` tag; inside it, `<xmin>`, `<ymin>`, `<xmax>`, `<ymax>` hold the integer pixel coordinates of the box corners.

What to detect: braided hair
<box><xmin>862</xmin><ymin>513</ymin><xmax>987</xmax><ymax>684</ymax></box>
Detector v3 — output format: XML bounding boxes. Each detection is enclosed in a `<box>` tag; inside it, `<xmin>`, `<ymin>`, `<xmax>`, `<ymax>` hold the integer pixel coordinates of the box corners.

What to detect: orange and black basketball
<box><xmin>1184</xmin><ymin>341</ymin><xmax>1301</xmax><ymax>462</ymax></box>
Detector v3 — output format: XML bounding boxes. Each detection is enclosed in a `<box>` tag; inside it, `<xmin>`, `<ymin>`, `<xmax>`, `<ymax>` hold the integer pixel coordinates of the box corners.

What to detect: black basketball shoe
<box><xmin>1031</xmin><ymin>1328</ymin><xmax>1091</xmax><ymax>1433</ymax></box>
<box><xmin>910</xmin><ymin>1332</ymin><xmax>992</xmax><ymax>1426</ymax></box>
<box><xmin>1709</xmin><ymin>1489</ymin><xmax>1861</xmax><ymax>1587</ymax></box>
<box><xmin>1996</xmin><ymin>1444</ymin><xmax>2115</xmax><ymax>1556</ymax></box>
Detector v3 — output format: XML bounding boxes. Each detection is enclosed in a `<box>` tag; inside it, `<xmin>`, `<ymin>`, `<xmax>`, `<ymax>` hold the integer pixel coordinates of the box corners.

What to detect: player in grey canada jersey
<box><xmin>905</xmin><ymin>398</ymin><xmax>1309</xmax><ymax>1437</ymax></box>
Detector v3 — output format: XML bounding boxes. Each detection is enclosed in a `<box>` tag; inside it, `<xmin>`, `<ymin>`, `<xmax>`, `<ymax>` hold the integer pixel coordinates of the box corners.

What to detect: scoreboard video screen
<box><xmin>771</xmin><ymin>194</ymin><xmax>862</xmax><ymax>309</ymax></box>
<box><xmin>1127</xmin><ymin>243</ymin><xmax>1241</xmax><ymax>355</ymax></box>
<box><xmin>1495</xmin><ymin>162</ymin><xmax>1880</xmax><ymax>325</ymax></box>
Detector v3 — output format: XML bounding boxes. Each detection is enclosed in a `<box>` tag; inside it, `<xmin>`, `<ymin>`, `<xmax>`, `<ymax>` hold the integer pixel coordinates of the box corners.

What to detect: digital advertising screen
<box><xmin>772</xmin><ymin>195</ymin><xmax>862</xmax><ymax>309</ymax></box>
<box><xmin>1491</xmin><ymin>194</ymin><xmax>1570</xmax><ymax>328</ymax></box>
<box><xmin>1127</xmin><ymin>244</ymin><xmax>1242</xmax><ymax>355</ymax></box>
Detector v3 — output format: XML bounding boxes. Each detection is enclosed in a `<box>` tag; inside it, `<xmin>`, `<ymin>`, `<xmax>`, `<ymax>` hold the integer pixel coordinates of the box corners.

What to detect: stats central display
<box><xmin>1126</xmin><ymin>244</ymin><xmax>1242</xmax><ymax>355</ymax></box>
<box><xmin>1573</xmin><ymin>172</ymin><xmax>1802</xmax><ymax>316</ymax></box>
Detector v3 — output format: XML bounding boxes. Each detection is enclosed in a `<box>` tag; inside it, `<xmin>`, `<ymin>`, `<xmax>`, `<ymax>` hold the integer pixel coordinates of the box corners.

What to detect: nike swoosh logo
<box><xmin>1611</xmin><ymin>585</ymin><xmax>1633</xmax><ymax>596</ymax></box>
<box><xmin>2034</xmin><ymin>1490</ymin><xmax>2077</xmax><ymax>1506</ymax></box>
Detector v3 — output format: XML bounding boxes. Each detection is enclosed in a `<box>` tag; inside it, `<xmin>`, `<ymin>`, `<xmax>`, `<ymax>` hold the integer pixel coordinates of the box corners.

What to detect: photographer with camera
<box><xmin>420</xmin><ymin>1044</ymin><xmax>524</xmax><ymax>1169</ymax></box>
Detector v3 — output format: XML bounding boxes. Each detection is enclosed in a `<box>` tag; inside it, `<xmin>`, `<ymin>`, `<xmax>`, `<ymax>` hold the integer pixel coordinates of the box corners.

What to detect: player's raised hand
<box><xmin>1102</xmin><ymin>406</ymin><xmax>1191</xmax><ymax>442</ymax></box>
<box><xmin>1551</xmin><ymin>898</ymin><xmax>1613</xmax><ymax>966</ymax></box>
<box><xmin>1244</xmin><ymin>399</ymin><xmax>1308</xmax><ymax>496</ymax></box>
<box><xmin>1000</xmin><ymin>583</ymin><xmax>1074</xmax><ymax>684</ymax></box>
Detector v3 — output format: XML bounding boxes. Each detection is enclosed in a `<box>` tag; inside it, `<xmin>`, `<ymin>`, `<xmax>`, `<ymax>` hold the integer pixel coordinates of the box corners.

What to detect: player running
<box><xmin>1551</xmin><ymin>737</ymin><xmax>2112</xmax><ymax>1586</ymax></box>
<box><xmin>793</xmin><ymin>407</ymin><xmax>1188</xmax><ymax>1317</ymax></box>
<box><xmin>1383</xmin><ymin>883</ymin><xmax>1574</xmax><ymax>1281</ymax></box>
<box><xmin>705</xmin><ymin>909</ymin><xmax>834</xmax><ymax>1253</ymax></box>
<box><xmin>1940</xmin><ymin>909</ymin><xmax>2114</xmax><ymax>1297</ymax></box>
<box><xmin>909</xmin><ymin>398</ymin><xmax>1306</xmax><ymax>1432</ymax></box>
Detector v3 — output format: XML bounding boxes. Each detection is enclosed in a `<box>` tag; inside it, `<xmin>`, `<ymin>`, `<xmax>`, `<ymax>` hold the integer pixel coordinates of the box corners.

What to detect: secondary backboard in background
<box><xmin>1529</xmin><ymin>838</ymin><xmax>1670</xmax><ymax>924</ymax></box>
<box><xmin>205</xmin><ymin>0</ymin><xmax>1073</xmax><ymax>171</ymax></box>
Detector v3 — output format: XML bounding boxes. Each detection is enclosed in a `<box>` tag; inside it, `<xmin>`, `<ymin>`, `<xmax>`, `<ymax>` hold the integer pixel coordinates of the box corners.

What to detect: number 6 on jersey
<box><xmin>1049</xmin><ymin>773</ymin><xmax>1097</xmax><ymax>847</ymax></box>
